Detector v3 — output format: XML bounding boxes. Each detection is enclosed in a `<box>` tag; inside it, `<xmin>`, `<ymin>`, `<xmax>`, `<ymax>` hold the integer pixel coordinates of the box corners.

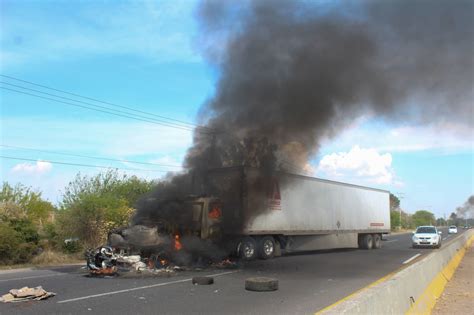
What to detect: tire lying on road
<box><xmin>245</xmin><ymin>277</ymin><xmax>279</xmax><ymax>292</ymax></box>
<box><xmin>192</xmin><ymin>276</ymin><xmax>214</xmax><ymax>285</ymax></box>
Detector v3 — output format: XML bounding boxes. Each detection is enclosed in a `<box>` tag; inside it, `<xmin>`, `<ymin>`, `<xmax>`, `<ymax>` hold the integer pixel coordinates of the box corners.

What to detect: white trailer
<box><xmin>190</xmin><ymin>166</ymin><xmax>390</xmax><ymax>260</ymax></box>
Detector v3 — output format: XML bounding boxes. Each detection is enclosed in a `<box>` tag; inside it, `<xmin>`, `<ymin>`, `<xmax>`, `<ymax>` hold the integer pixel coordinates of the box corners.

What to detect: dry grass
<box><xmin>30</xmin><ymin>250</ymin><xmax>83</xmax><ymax>266</ymax></box>
<box><xmin>0</xmin><ymin>250</ymin><xmax>83</xmax><ymax>270</ymax></box>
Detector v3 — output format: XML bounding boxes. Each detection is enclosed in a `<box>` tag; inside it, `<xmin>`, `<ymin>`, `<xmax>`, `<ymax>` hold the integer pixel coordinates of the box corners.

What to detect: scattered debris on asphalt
<box><xmin>211</xmin><ymin>258</ymin><xmax>238</xmax><ymax>269</ymax></box>
<box><xmin>86</xmin><ymin>246</ymin><xmax>118</xmax><ymax>276</ymax></box>
<box><xmin>1</xmin><ymin>286</ymin><xmax>56</xmax><ymax>303</ymax></box>
<box><xmin>85</xmin><ymin>245</ymin><xmax>189</xmax><ymax>276</ymax></box>
<box><xmin>192</xmin><ymin>276</ymin><xmax>214</xmax><ymax>285</ymax></box>
<box><xmin>85</xmin><ymin>243</ymin><xmax>237</xmax><ymax>277</ymax></box>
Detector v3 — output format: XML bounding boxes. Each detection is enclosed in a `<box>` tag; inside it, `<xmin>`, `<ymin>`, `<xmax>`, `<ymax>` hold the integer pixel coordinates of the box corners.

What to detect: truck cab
<box><xmin>189</xmin><ymin>197</ymin><xmax>223</xmax><ymax>240</ymax></box>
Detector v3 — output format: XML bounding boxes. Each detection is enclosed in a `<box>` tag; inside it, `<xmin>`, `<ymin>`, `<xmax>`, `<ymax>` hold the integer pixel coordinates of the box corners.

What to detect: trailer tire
<box><xmin>192</xmin><ymin>276</ymin><xmax>214</xmax><ymax>285</ymax></box>
<box><xmin>258</xmin><ymin>236</ymin><xmax>275</xmax><ymax>260</ymax></box>
<box><xmin>245</xmin><ymin>277</ymin><xmax>279</xmax><ymax>292</ymax></box>
<box><xmin>361</xmin><ymin>234</ymin><xmax>373</xmax><ymax>249</ymax></box>
<box><xmin>238</xmin><ymin>237</ymin><xmax>257</xmax><ymax>261</ymax></box>
<box><xmin>372</xmin><ymin>234</ymin><xmax>382</xmax><ymax>249</ymax></box>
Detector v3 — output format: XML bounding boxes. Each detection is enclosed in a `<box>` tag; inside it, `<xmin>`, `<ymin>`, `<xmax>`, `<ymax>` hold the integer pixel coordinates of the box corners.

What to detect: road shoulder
<box><xmin>432</xmin><ymin>241</ymin><xmax>474</xmax><ymax>314</ymax></box>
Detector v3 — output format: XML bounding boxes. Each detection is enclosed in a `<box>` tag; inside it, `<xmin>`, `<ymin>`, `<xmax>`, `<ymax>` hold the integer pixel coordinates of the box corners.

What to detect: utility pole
<box><xmin>396</xmin><ymin>192</ymin><xmax>405</xmax><ymax>230</ymax></box>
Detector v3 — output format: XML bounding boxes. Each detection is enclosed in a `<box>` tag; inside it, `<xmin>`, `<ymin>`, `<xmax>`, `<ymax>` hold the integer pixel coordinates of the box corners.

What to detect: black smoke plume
<box><xmin>456</xmin><ymin>195</ymin><xmax>474</xmax><ymax>219</ymax></box>
<box><xmin>193</xmin><ymin>0</ymin><xmax>473</xmax><ymax>170</ymax></box>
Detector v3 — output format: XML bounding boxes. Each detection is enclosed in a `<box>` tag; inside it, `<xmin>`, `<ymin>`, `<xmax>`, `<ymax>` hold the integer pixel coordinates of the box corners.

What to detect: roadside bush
<box><xmin>0</xmin><ymin>223</ymin><xmax>21</xmax><ymax>264</ymax></box>
<box><xmin>63</xmin><ymin>239</ymin><xmax>82</xmax><ymax>254</ymax></box>
<box><xmin>58</xmin><ymin>170</ymin><xmax>152</xmax><ymax>248</ymax></box>
<box><xmin>0</xmin><ymin>218</ymin><xmax>41</xmax><ymax>265</ymax></box>
<box><xmin>10</xmin><ymin>218</ymin><xmax>39</xmax><ymax>244</ymax></box>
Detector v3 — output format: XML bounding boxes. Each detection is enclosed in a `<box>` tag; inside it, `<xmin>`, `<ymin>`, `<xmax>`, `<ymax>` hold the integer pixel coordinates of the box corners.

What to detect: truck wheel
<box><xmin>361</xmin><ymin>234</ymin><xmax>373</xmax><ymax>249</ymax></box>
<box><xmin>238</xmin><ymin>237</ymin><xmax>257</xmax><ymax>261</ymax></box>
<box><xmin>245</xmin><ymin>277</ymin><xmax>279</xmax><ymax>292</ymax></box>
<box><xmin>372</xmin><ymin>234</ymin><xmax>382</xmax><ymax>249</ymax></box>
<box><xmin>258</xmin><ymin>236</ymin><xmax>275</xmax><ymax>260</ymax></box>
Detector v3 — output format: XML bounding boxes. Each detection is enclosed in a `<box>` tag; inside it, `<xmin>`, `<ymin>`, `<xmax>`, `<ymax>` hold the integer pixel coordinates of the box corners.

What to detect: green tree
<box><xmin>436</xmin><ymin>217</ymin><xmax>447</xmax><ymax>227</ymax></box>
<box><xmin>0</xmin><ymin>182</ymin><xmax>55</xmax><ymax>264</ymax></box>
<box><xmin>390</xmin><ymin>210</ymin><xmax>400</xmax><ymax>230</ymax></box>
<box><xmin>412</xmin><ymin>210</ymin><xmax>436</xmax><ymax>227</ymax></box>
<box><xmin>390</xmin><ymin>193</ymin><xmax>400</xmax><ymax>211</ymax></box>
<box><xmin>59</xmin><ymin>170</ymin><xmax>154</xmax><ymax>248</ymax></box>
<box><xmin>0</xmin><ymin>182</ymin><xmax>55</xmax><ymax>228</ymax></box>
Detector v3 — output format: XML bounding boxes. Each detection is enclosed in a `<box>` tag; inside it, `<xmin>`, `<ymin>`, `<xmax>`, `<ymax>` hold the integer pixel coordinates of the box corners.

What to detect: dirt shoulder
<box><xmin>0</xmin><ymin>262</ymin><xmax>84</xmax><ymax>274</ymax></box>
<box><xmin>432</xmin><ymin>242</ymin><xmax>474</xmax><ymax>315</ymax></box>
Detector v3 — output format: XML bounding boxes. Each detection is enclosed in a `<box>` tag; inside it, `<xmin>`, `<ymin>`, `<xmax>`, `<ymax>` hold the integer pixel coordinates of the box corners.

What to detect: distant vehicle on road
<box><xmin>412</xmin><ymin>226</ymin><xmax>442</xmax><ymax>248</ymax></box>
<box><xmin>448</xmin><ymin>226</ymin><xmax>458</xmax><ymax>234</ymax></box>
<box><xmin>464</xmin><ymin>225</ymin><xmax>471</xmax><ymax>229</ymax></box>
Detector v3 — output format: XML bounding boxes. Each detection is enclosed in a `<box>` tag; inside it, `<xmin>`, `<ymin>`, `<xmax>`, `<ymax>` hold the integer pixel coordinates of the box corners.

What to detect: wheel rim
<box><xmin>367</xmin><ymin>238</ymin><xmax>373</xmax><ymax>248</ymax></box>
<box><xmin>374</xmin><ymin>236</ymin><xmax>380</xmax><ymax>247</ymax></box>
<box><xmin>243</xmin><ymin>243</ymin><xmax>255</xmax><ymax>258</ymax></box>
<box><xmin>263</xmin><ymin>240</ymin><xmax>274</xmax><ymax>256</ymax></box>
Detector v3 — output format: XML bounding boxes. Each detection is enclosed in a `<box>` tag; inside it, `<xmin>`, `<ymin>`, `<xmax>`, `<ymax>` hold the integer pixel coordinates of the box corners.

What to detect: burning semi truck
<box><xmin>107</xmin><ymin>166</ymin><xmax>390</xmax><ymax>263</ymax></box>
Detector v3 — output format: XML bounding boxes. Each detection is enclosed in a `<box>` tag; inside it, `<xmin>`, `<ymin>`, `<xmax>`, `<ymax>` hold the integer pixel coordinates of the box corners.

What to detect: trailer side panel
<box><xmin>244</xmin><ymin>170</ymin><xmax>390</xmax><ymax>234</ymax></box>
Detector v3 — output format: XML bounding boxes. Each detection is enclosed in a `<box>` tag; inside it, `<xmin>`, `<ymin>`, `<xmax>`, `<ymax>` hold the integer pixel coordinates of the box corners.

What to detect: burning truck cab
<box><xmin>190</xmin><ymin>197</ymin><xmax>223</xmax><ymax>240</ymax></box>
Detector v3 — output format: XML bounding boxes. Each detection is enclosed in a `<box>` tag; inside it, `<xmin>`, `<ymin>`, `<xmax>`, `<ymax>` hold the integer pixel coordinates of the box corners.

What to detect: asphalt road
<box><xmin>0</xmin><ymin>227</ymin><xmax>467</xmax><ymax>315</ymax></box>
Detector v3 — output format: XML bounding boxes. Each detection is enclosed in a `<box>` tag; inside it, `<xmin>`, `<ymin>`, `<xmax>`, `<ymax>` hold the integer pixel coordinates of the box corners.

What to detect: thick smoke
<box><xmin>456</xmin><ymin>195</ymin><xmax>474</xmax><ymax>219</ymax></box>
<box><xmin>133</xmin><ymin>0</ymin><xmax>473</xmax><ymax>237</ymax></box>
<box><xmin>192</xmin><ymin>0</ymin><xmax>473</xmax><ymax>170</ymax></box>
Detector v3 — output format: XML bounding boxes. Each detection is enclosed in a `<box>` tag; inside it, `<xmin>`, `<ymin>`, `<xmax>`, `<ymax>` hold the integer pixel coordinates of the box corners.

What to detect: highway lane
<box><xmin>0</xmin><ymin>228</ymin><xmax>467</xmax><ymax>314</ymax></box>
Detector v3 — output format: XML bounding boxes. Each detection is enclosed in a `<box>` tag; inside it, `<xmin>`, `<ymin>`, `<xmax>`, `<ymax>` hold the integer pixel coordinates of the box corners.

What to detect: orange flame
<box><xmin>208</xmin><ymin>205</ymin><xmax>222</xmax><ymax>219</ymax></box>
<box><xmin>90</xmin><ymin>266</ymin><xmax>117</xmax><ymax>275</ymax></box>
<box><xmin>147</xmin><ymin>259</ymin><xmax>155</xmax><ymax>269</ymax></box>
<box><xmin>174</xmin><ymin>234</ymin><xmax>182</xmax><ymax>251</ymax></box>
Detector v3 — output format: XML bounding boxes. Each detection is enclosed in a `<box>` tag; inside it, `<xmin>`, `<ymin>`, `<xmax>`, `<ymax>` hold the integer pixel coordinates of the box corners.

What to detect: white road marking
<box><xmin>57</xmin><ymin>270</ymin><xmax>240</xmax><ymax>304</ymax></box>
<box><xmin>402</xmin><ymin>253</ymin><xmax>421</xmax><ymax>265</ymax></box>
<box><xmin>0</xmin><ymin>273</ymin><xmax>66</xmax><ymax>282</ymax></box>
<box><xmin>385</xmin><ymin>240</ymin><xmax>398</xmax><ymax>243</ymax></box>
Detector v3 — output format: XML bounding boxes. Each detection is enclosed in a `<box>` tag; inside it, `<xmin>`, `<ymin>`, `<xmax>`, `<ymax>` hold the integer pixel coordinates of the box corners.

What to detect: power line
<box><xmin>0</xmin><ymin>81</ymin><xmax>207</xmax><ymax>132</ymax></box>
<box><xmin>0</xmin><ymin>86</ymin><xmax>213</xmax><ymax>133</ymax></box>
<box><xmin>0</xmin><ymin>144</ymin><xmax>183</xmax><ymax>169</ymax></box>
<box><xmin>0</xmin><ymin>155</ymin><xmax>176</xmax><ymax>173</ymax></box>
<box><xmin>0</xmin><ymin>76</ymin><xmax>304</xmax><ymax>165</ymax></box>
<box><xmin>0</xmin><ymin>74</ymin><xmax>213</xmax><ymax>132</ymax></box>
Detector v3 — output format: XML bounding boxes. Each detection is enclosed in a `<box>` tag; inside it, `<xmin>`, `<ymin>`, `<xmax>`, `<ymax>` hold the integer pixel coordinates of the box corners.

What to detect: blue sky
<box><xmin>1</xmin><ymin>0</ymin><xmax>472</xmax><ymax>219</ymax></box>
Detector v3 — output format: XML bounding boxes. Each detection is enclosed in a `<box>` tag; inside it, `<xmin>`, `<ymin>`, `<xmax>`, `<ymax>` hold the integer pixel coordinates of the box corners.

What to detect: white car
<box><xmin>412</xmin><ymin>226</ymin><xmax>442</xmax><ymax>248</ymax></box>
<box><xmin>448</xmin><ymin>226</ymin><xmax>458</xmax><ymax>234</ymax></box>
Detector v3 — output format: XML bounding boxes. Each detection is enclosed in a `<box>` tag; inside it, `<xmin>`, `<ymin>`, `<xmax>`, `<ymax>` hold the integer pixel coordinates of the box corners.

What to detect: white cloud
<box><xmin>317</xmin><ymin>146</ymin><xmax>395</xmax><ymax>184</ymax></box>
<box><xmin>320</xmin><ymin>121</ymin><xmax>473</xmax><ymax>155</ymax></box>
<box><xmin>11</xmin><ymin>160</ymin><xmax>52</xmax><ymax>174</ymax></box>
